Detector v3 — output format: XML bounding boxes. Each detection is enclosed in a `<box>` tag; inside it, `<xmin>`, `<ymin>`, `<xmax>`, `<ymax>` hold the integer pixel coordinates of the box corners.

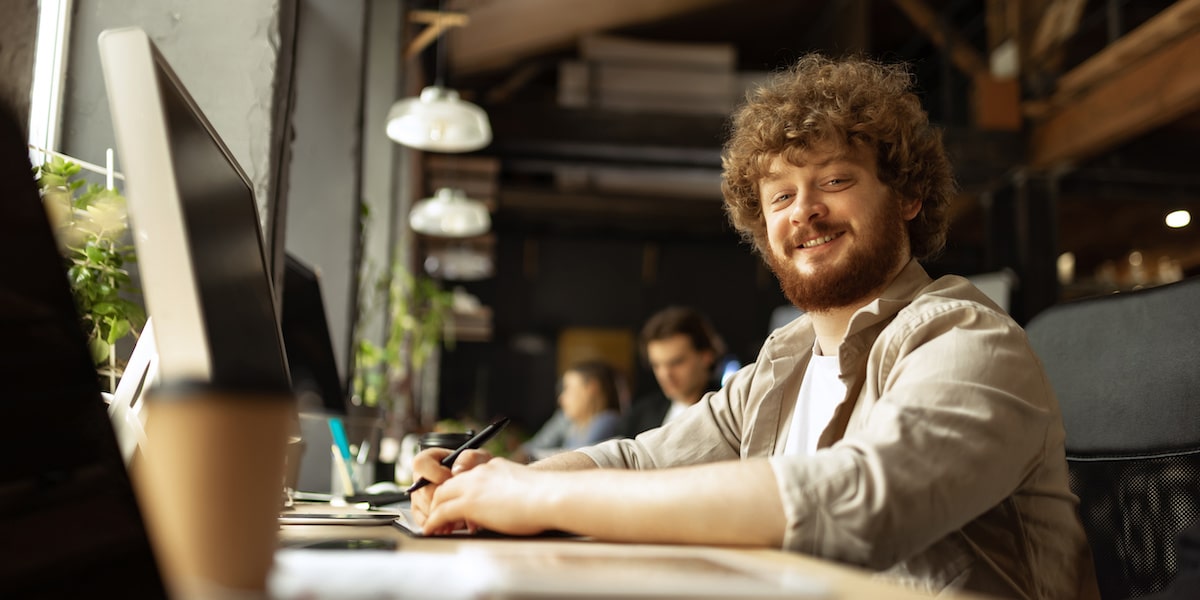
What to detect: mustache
<box><xmin>787</xmin><ymin>221</ymin><xmax>845</xmax><ymax>248</ymax></box>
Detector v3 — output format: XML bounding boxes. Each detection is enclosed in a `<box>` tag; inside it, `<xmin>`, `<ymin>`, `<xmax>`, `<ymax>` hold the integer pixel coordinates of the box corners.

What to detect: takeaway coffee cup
<box><xmin>132</xmin><ymin>386</ymin><xmax>293</xmax><ymax>598</ymax></box>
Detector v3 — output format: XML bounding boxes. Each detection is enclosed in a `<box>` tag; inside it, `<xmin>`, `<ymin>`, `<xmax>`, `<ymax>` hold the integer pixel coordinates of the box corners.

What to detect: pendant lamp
<box><xmin>386</xmin><ymin>8</ymin><xmax>491</xmax><ymax>153</ymax></box>
<box><xmin>424</xmin><ymin>245</ymin><xmax>494</xmax><ymax>281</ymax></box>
<box><xmin>408</xmin><ymin>188</ymin><xmax>491</xmax><ymax>237</ymax></box>
<box><xmin>386</xmin><ymin>86</ymin><xmax>491</xmax><ymax>152</ymax></box>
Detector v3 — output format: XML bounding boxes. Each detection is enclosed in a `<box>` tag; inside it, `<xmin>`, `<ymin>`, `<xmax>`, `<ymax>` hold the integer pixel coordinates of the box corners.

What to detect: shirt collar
<box><xmin>842</xmin><ymin>258</ymin><xmax>933</xmax><ymax>339</ymax></box>
<box><xmin>766</xmin><ymin>259</ymin><xmax>933</xmax><ymax>353</ymax></box>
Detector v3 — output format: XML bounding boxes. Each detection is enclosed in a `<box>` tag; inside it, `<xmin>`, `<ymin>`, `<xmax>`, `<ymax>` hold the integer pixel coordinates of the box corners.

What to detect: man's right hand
<box><xmin>409</xmin><ymin>447</ymin><xmax>493</xmax><ymax>529</ymax></box>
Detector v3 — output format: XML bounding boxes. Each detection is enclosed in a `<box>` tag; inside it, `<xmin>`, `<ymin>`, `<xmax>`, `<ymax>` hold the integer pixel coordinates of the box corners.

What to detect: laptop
<box><xmin>0</xmin><ymin>103</ymin><xmax>166</xmax><ymax>597</ymax></box>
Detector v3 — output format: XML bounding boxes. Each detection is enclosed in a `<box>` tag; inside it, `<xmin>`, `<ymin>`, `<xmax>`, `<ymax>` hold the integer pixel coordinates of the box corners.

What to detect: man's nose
<box><xmin>790</xmin><ymin>189</ymin><xmax>828</xmax><ymax>224</ymax></box>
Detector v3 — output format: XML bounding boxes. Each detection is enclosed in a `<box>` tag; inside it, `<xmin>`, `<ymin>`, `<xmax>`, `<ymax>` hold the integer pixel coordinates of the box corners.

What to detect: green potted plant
<box><xmin>34</xmin><ymin>156</ymin><xmax>145</xmax><ymax>392</ymax></box>
<box><xmin>353</xmin><ymin>255</ymin><xmax>455</xmax><ymax>433</ymax></box>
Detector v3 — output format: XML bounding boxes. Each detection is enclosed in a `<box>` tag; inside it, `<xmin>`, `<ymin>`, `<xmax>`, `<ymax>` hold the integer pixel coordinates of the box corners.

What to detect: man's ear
<box><xmin>900</xmin><ymin>197</ymin><xmax>922</xmax><ymax>221</ymax></box>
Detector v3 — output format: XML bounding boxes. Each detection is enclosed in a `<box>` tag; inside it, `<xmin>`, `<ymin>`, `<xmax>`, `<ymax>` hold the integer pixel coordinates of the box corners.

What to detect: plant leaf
<box><xmin>106</xmin><ymin>319</ymin><xmax>131</xmax><ymax>345</ymax></box>
<box><xmin>89</xmin><ymin>337</ymin><xmax>111</xmax><ymax>365</ymax></box>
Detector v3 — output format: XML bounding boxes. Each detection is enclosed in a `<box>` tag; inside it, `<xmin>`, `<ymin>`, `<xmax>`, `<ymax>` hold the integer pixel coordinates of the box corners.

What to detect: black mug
<box><xmin>418</xmin><ymin>430</ymin><xmax>475</xmax><ymax>453</ymax></box>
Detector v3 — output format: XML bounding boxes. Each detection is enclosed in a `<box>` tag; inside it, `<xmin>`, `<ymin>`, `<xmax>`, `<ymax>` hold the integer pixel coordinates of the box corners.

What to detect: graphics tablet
<box><xmin>279</xmin><ymin>511</ymin><xmax>401</xmax><ymax>526</ymax></box>
<box><xmin>391</xmin><ymin>504</ymin><xmax>578</xmax><ymax>539</ymax></box>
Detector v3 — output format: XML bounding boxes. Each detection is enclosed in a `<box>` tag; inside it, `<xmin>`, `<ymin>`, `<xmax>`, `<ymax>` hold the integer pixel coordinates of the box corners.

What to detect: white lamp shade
<box><xmin>409</xmin><ymin>188</ymin><xmax>491</xmax><ymax>237</ymax></box>
<box><xmin>385</xmin><ymin>86</ymin><xmax>492</xmax><ymax>153</ymax></box>
<box><xmin>424</xmin><ymin>246</ymin><xmax>494</xmax><ymax>281</ymax></box>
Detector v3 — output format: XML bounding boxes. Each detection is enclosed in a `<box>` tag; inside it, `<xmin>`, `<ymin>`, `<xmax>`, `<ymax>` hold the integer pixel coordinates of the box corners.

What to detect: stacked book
<box><xmin>558</xmin><ymin>34</ymin><xmax>741</xmax><ymax>115</ymax></box>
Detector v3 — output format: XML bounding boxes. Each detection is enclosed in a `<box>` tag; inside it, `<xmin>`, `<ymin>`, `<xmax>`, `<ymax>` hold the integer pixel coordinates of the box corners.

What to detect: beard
<box><xmin>766</xmin><ymin>203</ymin><xmax>908</xmax><ymax>313</ymax></box>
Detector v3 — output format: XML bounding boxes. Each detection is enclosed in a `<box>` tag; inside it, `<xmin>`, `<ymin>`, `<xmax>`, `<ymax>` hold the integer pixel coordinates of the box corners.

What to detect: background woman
<box><xmin>519</xmin><ymin>360</ymin><xmax>621</xmax><ymax>462</ymax></box>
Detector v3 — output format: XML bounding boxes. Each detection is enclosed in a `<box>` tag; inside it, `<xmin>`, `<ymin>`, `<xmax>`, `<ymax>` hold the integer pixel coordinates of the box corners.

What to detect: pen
<box><xmin>405</xmin><ymin>417</ymin><xmax>510</xmax><ymax>494</ymax></box>
<box><xmin>328</xmin><ymin>417</ymin><xmax>353</xmax><ymax>462</ymax></box>
<box><xmin>331</xmin><ymin>444</ymin><xmax>357</xmax><ymax>496</ymax></box>
<box><xmin>356</xmin><ymin>439</ymin><xmax>371</xmax><ymax>465</ymax></box>
<box><xmin>328</xmin><ymin>417</ymin><xmax>356</xmax><ymax>487</ymax></box>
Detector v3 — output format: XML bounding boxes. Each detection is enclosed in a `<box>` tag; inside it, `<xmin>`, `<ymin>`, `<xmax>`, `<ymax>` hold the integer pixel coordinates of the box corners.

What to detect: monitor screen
<box><xmin>282</xmin><ymin>253</ymin><xmax>348</xmax><ymax>414</ymax></box>
<box><xmin>98</xmin><ymin>27</ymin><xmax>290</xmax><ymax>393</ymax></box>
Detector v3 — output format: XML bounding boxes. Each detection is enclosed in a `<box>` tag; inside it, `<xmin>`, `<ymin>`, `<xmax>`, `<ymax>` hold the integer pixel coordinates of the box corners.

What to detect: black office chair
<box><xmin>1026</xmin><ymin>277</ymin><xmax>1200</xmax><ymax>600</ymax></box>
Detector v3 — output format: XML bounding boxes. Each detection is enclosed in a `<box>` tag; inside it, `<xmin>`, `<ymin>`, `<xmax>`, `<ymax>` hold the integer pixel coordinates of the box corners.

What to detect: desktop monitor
<box><xmin>282</xmin><ymin>253</ymin><xmax>348</xmax><ymax>414</ymax></box>
<box><xmin>106</xmin><ymin>252</ymin><xmax>351</xmax><ymax>463</ymax></box>
<box><xmin>98</xmin><ymin>27</ymin><xmax>290</xmax><ymax>393</ymax></box>
<box><xmin>0</xmin><ymin>102</ymin><xmax>166</xmax><ymax>596</ymax></box>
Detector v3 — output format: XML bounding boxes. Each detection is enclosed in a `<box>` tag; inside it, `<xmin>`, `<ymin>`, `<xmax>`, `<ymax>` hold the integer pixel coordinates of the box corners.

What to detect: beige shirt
<box><xmin>580</xmin><ymin>260</ymin><xmax>1098</xmax><ymax>599</ymax></box>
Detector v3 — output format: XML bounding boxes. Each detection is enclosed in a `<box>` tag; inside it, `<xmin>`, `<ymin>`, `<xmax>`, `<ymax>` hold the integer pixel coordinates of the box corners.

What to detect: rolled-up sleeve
<box><xmin>770</xmin><ymin>302</ymin><xmax>1053</xmax><ymax>568</ymax></box>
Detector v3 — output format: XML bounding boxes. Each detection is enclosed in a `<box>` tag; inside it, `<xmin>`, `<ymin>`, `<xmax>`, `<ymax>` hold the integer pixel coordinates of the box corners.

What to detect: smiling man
<box><xmin>412</xmin><ymin>54</ymin><xmax>1099</xmax><ymax>599</ymax></box>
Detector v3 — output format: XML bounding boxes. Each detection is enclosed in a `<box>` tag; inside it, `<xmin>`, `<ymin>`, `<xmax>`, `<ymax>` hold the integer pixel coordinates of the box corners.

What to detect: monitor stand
<box><xmin>108</xmin><ymin>318</ymin><xmax>158</xmax><ymax>464</ymax></box>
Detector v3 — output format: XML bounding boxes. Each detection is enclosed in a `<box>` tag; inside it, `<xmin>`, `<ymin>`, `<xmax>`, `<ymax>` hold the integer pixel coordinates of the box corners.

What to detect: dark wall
<box><xmin>438</xmin><ymin>228</ymin><xmax>789</xmax><ymax>436</ymax></box>
<box><xmin>0</xmin><ymin>0</ymin><xmax>38</xmax><ymax>129</ymax></box>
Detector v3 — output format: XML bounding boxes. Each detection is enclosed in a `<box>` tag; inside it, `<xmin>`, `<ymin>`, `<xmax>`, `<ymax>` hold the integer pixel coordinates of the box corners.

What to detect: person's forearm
<box><xmin>530</xmin><ymin>450</ymin><xmax>598</xmax><ymax>471</ymax></box>
<box><xmin>538</xmin><ymin>458</ymin><xmax>786</xmax><ymax>547</ymax></box>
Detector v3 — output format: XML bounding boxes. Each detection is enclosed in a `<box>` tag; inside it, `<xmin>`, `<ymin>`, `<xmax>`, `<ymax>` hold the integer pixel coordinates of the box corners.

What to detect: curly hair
<box><xmin>721</xmin><ymin>54</ymin><xmax>956</xmax><ymax>261</ymax></box>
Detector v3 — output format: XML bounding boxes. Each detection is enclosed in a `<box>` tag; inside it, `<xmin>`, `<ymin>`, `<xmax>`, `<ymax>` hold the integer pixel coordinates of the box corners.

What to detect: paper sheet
<box><xmin>270</xmin><ymin>544</ymin><xmax>831</xmax><ymax>599</ymax></box>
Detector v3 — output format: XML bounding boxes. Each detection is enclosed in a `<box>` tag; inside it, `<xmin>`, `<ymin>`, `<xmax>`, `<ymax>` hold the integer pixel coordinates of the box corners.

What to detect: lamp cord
<box><xmin>434</xmin><ymin>0</ymin><xmax>447</xmax><ymax>87</ymax></box>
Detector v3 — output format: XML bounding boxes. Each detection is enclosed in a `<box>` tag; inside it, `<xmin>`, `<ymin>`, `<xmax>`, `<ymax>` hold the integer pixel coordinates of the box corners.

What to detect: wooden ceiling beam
<box><xmin>1029</xmin><ymin>27</ymin><xmax>1200</xmax><ymax>169</ymax></box>
<box><xmin>984</xmin><ymin>0</ymin><xmax>1008</xmax><ymax>51</ymax></box>
<box><xmin>1054</xmin><ymin>0</ymin><xmax>1200</xmax><ymax>101</ymax></box>
<box><xmin>448</xmin><ymin>0</ymin><xmax>734</xmax><ymax>76</ymax></box>
<box><xmin>1027</xmin><ymin>0</ymin><xmax>1087</xmax><ymax>65</ymax></box>
<box><xmin>889</xmin><ymin>0</ymin><xmax>989</xmax><ymax>77</ymax></box>
<box><xmin>406</xmin><ymin>10</ymin><xmax>470</xmax><ymax>59</ymax></box>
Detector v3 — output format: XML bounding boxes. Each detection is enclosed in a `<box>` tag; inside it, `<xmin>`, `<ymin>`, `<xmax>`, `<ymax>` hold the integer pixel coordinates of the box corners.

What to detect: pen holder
<box><xmin>130</xmin><ymin>386</ymin><xmax>293</xmax><ymax>599</ymax></box>
<box><xmin>329</xmin><ymin>446</ymin><xmax>376</xmax><ymax>499</ymax></box>
<box><xmin>328</xmin><ymin>415</ymin><xmax>384</xmax><ymax>498</ymax></box>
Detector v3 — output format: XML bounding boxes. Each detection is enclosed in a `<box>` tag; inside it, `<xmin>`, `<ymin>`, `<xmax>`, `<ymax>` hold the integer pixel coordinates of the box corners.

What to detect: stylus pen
<box><xmin>405</xmin><ymin>417</ymin><xmax>510</xmax><ymax>494</ymax></box>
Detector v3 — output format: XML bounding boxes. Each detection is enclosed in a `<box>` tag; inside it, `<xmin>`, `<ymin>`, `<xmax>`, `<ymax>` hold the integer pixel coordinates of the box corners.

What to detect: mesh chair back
<box><xmin>1026</xmin><ymin>277</ymin><xmax>1200</xmax><ymax>600</ymax></box>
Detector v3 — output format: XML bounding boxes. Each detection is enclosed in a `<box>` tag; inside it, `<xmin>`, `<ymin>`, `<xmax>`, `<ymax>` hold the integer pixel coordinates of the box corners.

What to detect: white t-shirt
<box><xmin>782</xmin><ymin>347</ymin><xmax>845</xmax><ymax>456</ymax></box>
<box><xmin>661</xmin><ymin>399</ymin><xmax>690</xmax><ymax>426</ymax></box>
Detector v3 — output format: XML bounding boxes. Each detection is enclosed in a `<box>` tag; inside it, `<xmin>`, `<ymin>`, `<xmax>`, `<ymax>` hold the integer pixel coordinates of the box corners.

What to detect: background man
<box><xmin>618</xmin><ymin>306</ymin><xmax>724</xmax><ymax>438</ymax></box>
<box><xmin>412</xmin><ymin>54</ymin><xmax>1098</xmax><ymax>599</ymax></box>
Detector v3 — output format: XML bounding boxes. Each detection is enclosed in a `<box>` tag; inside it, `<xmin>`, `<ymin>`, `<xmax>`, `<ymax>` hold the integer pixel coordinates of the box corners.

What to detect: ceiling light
<box><xmin>1165</xmin><ymin>209</ymin><xmax>1191</xmax><ymax>229</ymax></box>
<box><xmin>385</xmin><ymin>7</ymin><xmax>490</xmax><ymax>153</ymax></box>
<box><xmin>424</xmin><ymin>246</ymin><xmax>494</xmax><ymax>280</ymax></box>
<box><xmin>408</xmin><ymin>187</ymin><xmax>490</xmax><ymax>237</ymax></box>
<box><xmin>385</xmin><ymin>86</ymin><xmax>491</xmax><ymax>152</ymax></box>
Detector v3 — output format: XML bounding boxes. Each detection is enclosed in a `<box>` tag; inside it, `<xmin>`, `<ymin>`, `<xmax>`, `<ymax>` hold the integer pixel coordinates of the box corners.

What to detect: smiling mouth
<box><xmin>798</xmin><ymin>232</ymin><xmax>844</xmax><ymax>249</ymax></box>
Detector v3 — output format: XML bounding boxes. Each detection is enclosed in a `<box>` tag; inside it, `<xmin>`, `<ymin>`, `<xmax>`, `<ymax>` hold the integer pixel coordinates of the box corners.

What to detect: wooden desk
<box><xmin>273</xmin><ymin>519</ymin><xmax>989</xmax><ymax>599</ymax></box>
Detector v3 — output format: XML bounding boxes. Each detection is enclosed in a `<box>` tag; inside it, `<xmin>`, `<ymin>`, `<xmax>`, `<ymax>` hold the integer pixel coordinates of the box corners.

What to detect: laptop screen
<box><xmin>282</xmin><ymin>253</ymin><xmax>348</xmax><ymax>415</ymax></box>
<box><xmin>0</xmin><ymin>104</ymin><xmax>166</xmax><ymax>596</ymax></box>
